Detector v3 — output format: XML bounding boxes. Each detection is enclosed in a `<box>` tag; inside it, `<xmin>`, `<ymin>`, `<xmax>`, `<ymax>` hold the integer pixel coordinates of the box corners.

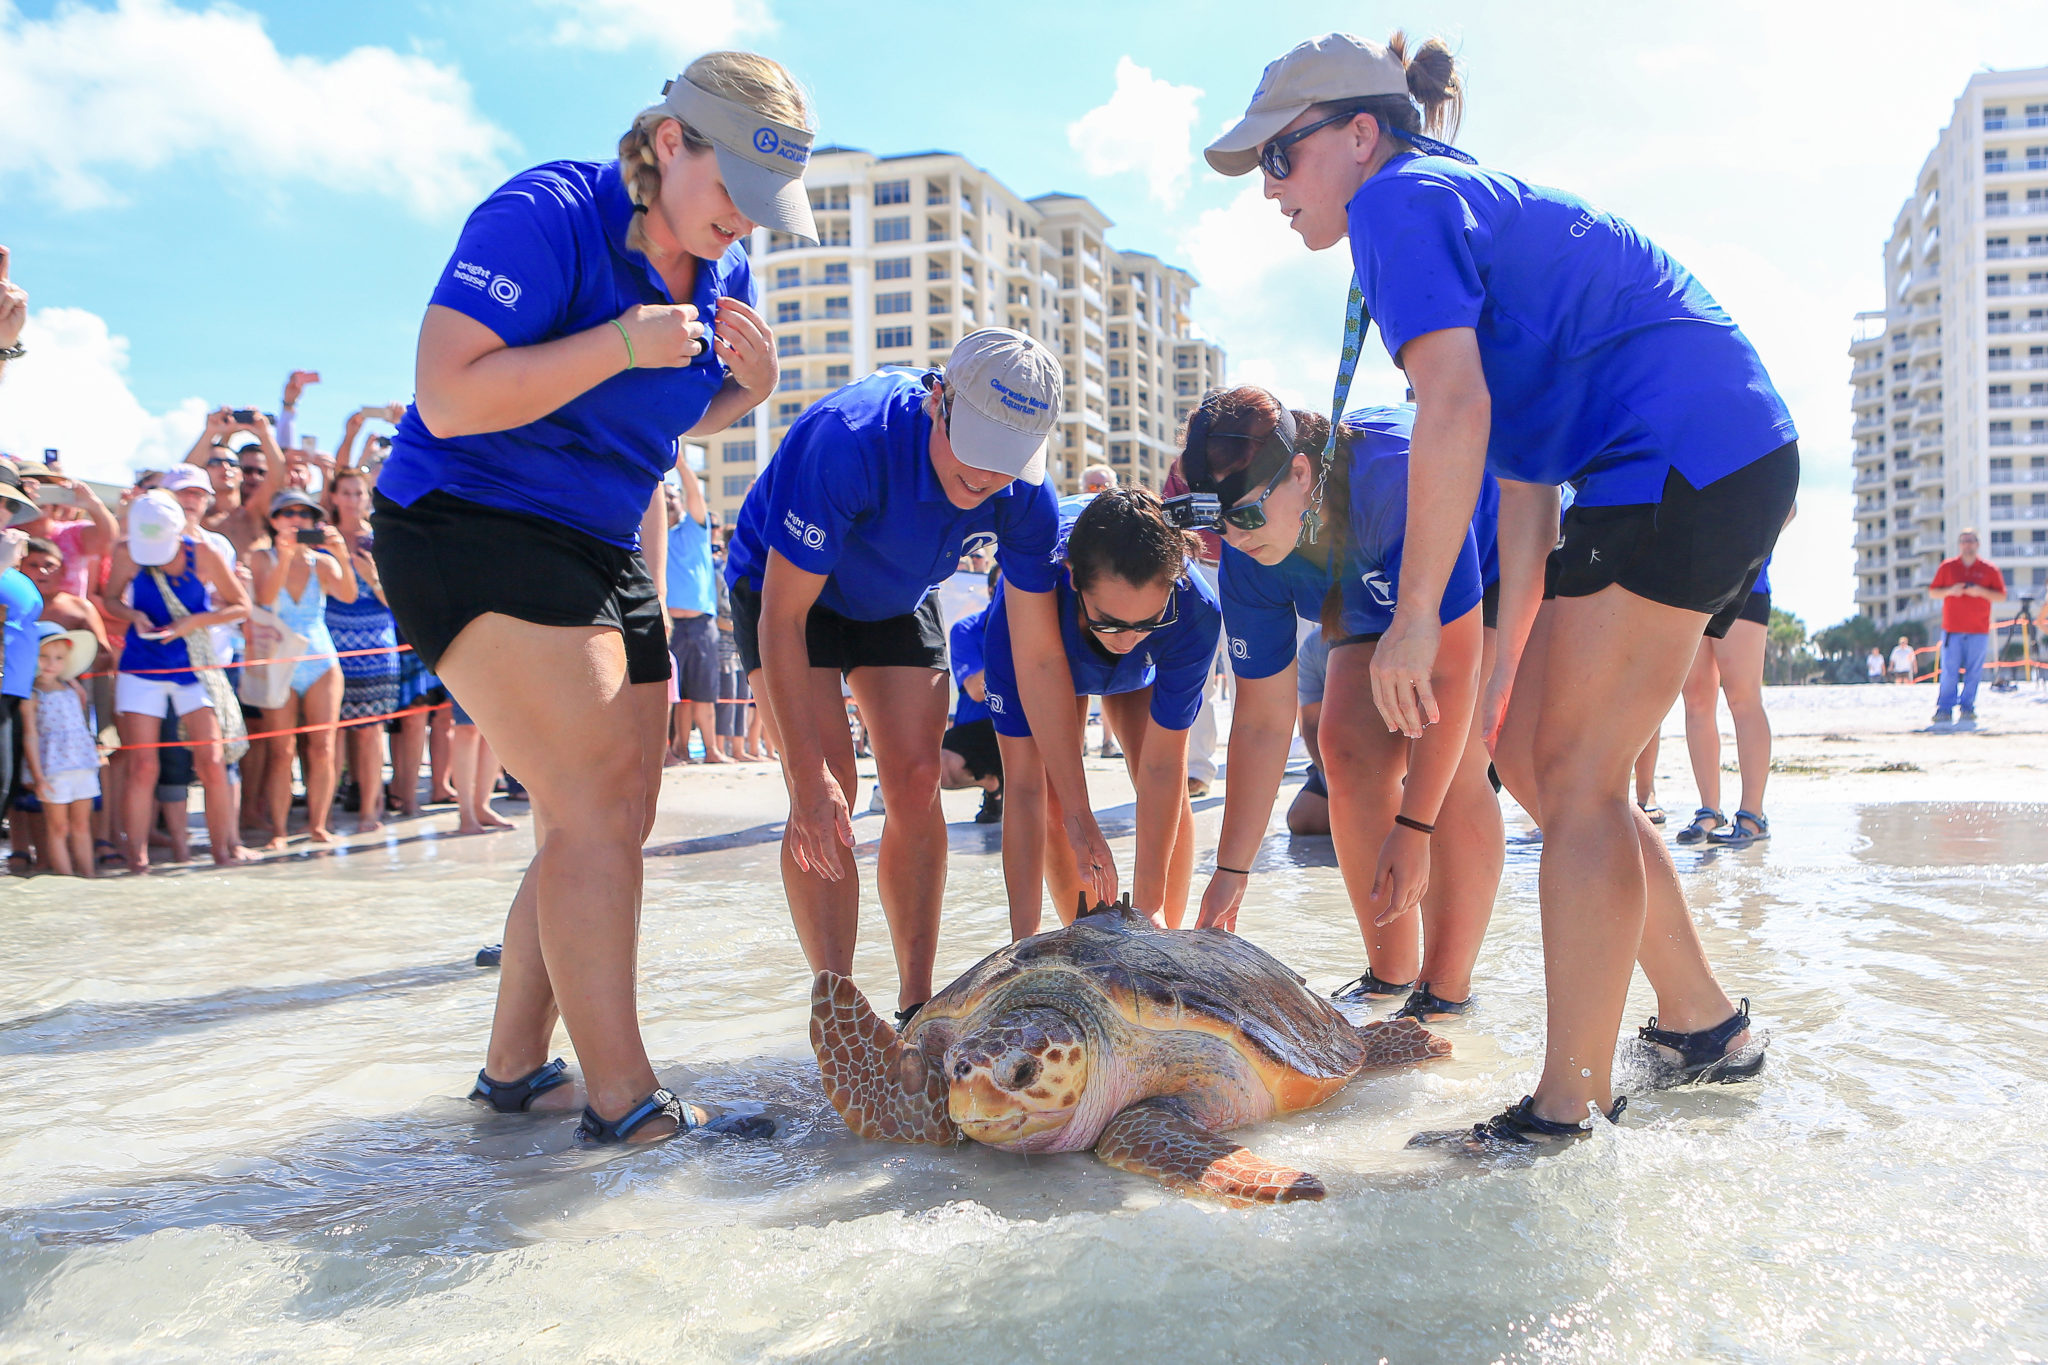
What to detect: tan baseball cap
<box><xmin>942</xmin><ymin>329</ymin><xmax>1062</xmax><ymax>486</ymax></box>
<box><xmin>661</xmin><ymin>76</ymin><xmax>819</xmax><ymax>243</ymax></box>
<box><xmin>1205</xmin><ymin>33</ymin><xmax>1411</xmax><ymax>177</ymax></box>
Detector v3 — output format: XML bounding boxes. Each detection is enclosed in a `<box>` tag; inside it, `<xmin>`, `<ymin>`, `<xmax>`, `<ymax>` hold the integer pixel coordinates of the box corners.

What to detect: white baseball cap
<box><xmin>160</xmin><ymin>465</ymin><xmax>211</xmax><ymax>495</ymax></box>
<box><xmin>127</xmin><ymin>489</ymin><xmax>185</xmax><ymax>567</ymax></box>
<box><xmin>941</xmin><ymin>329</ymin><xmax>1062</xmax><ymax>486</ymax></box>
<box><xmin>660</xmin><ymin>76</ymin><xmax>818</xmax><ymax>243</ymax></box>
<box><xmin>1206</xmin><ymin>33</ymin><xmax>1413</xmax><ymax>176</ymax></box>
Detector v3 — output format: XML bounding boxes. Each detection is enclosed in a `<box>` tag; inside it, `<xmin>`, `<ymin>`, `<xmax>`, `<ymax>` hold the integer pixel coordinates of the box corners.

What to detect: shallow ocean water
<box><xmin>3</xmin><ymin>793</ymin><xmax>2046</xmax><ymax>1362</ymax></box>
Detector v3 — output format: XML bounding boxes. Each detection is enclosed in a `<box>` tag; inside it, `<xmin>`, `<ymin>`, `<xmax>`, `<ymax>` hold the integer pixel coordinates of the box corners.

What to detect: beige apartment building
<box><xmin>1850</xmin><ymin>66</ymin><xmax>2048</xmax><ymax>628</ymax></box>
<box><xmin>702</xmin><ymin>146</ymin><xmax>1226</xmax><ymax>523</ymax></box>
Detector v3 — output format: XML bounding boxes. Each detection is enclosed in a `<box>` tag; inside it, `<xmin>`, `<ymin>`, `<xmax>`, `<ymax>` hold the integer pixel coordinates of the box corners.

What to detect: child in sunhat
<box><xmin>20</xmin><ymin>621</ymin><xmax>103</xmax><ymax>876</ymax></box>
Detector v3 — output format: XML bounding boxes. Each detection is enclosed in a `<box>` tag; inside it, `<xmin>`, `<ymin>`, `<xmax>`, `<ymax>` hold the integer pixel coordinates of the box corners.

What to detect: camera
<box><xmin>295</xmin><ymin>528</ymin><xmax>326</xmax><ymax>546</ymax></box>
<box><xmin>1162</xmin><ymin>492</ymin><xmax>1221</xmax><ymax>531</ymax></box>
<box><xmin>230</xmin><ymin>408</ymin><xmax>259</xmax><ymax>425</ymax></box>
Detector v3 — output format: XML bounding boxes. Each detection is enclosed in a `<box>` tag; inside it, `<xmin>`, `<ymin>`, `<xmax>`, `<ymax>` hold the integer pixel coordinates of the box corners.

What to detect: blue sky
<box><xmin>3</xmin><ymin>0</ymin><xmax>2046</xmax><ymax>630</ymax></box>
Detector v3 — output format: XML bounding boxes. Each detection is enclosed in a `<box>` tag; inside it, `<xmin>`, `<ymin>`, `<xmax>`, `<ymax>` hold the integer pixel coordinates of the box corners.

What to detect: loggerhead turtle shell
<box><xmin>909</xmin><ymin>898</ymin><xmax>1367</xmax><ymax>1113</ymax></box>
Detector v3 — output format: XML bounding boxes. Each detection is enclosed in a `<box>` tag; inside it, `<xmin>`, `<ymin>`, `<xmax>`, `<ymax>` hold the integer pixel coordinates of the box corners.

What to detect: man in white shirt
<box><xmin>1890</xmin><ymin>636</ymin><xmax>1918</xmax><ymax>685</ymax></box>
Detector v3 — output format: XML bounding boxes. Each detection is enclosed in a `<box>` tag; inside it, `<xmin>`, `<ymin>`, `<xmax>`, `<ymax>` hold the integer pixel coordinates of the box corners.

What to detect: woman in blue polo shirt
<box><xmin>373</xmin><ymin>52</ymin><xmax>810</xmax><ymax>1146</ymax></box>
<box><xmin>980</xmin><ymin>488</ymin><xmax>1221</xmax><ymax>936</ymax></box>
<box><xmin>1183</xmin><ymin>387</ymin><xmax>1502</xmax><ymax>1022</ymax></box>
<box><xmin>725</xmin><ymin>328</ymin><xmax>1116</xmax><ymax>1028</ymax></box>
<box><xmin>1207</xmin><ymin>32</ymin><xmax>1792</xmax><ymax>1150</ymax></box>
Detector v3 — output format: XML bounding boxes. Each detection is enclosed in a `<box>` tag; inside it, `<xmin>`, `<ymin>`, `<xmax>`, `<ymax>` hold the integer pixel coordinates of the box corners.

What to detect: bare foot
<box><xmin>430</xmin><ymin>787</ymin><xmax>457</xmax><ymax>805</ymax></box>
<box><xmin>262</xmin><ymin>835</ymin><xmax>290</xmax><ymax>853</ymax></box>
<box><xmin>356</xmin><ymin>818</ymin><xmax>383</xmax><ymax>835</ymax></box>
<box><xmin>396</xmin><ymin>803</ymin><xmax>420</xmax><ymax>819</ymax></box>
<box><xmin>126</xmin><ymin>859</ymin><xmax>151</xmax><ymax>876</ymax></box>
<box><xmin>701</xmin><ymin>749</ymin><xmax>733</xmax><ymax>764</ymax></box>
<box><xmin>481</xmin><ymin>813</ymin><xmax>515</xmax><ymax>830</ymax></box>
<box><xmin>213</xmin><ymin>845</ymin><xmax>260</xmax><ymax>866</ymax></box>
<box><xmin>307</xmin><ymin>828</ymin><xmax>336</xmax><ymax>845</ymax></box>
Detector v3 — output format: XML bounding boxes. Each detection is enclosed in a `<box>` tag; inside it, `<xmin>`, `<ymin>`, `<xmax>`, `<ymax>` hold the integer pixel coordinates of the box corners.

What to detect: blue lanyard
<box><xmin>1303</xmin><ymin>277</ymin><xmax>1366</xmax><ymax>544</ymax></box>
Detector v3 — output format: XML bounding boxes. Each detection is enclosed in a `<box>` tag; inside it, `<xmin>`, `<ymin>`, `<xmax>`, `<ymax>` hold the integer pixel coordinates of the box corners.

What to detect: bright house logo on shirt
<box><xmin>783</xmin><ymin>508</ymin><xmax>825</xmax><ymax>550</ymax></box>
<box><xmin>986</xmin><ymin>690</ymin><xmax>1006</xmax><ymax>714</ymax></box>
<box><xmin>452</xmin><ymin>260</ymin><xmax>520</xmax><ymax>309</ymax></box>
<box><xmin>1362</xmin><ymin>569</ymin><xmax>1396</xmax><ymax>608</ymax></box>
<box><xmin>1230</xmin><ymin>636</ymin><xmax>1250</xmax><ymax>660</ymax></box>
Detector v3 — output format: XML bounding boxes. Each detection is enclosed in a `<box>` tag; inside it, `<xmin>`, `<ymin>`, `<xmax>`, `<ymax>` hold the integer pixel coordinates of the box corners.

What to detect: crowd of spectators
<box><xmin>0</xmin><ymin>362</ymin><xmax>522</xmax><ymax>877</ymax></box>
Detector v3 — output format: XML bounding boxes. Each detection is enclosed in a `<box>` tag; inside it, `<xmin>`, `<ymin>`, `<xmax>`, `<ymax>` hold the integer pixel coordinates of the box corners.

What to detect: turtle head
<box><xmin>943</xmin><ymin>1008</ymin><xmax>1091</xmax><ymax>1148</ymax></box>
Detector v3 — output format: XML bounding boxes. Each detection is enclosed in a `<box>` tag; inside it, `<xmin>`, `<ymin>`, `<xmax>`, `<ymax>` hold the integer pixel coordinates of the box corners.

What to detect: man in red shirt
<box><xmin>1927</xmin><ymin>529</ymin><xmax>2007</xmax><ymax>724</ymax></box>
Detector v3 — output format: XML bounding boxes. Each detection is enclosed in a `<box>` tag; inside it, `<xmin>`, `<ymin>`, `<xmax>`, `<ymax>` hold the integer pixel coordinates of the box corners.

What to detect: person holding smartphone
<box><xmin>1207</xmin><ymin>31</ymin><xmax>1791</xmax><ymax>1151</ymax></box>
<box><xmin>250</xmin><ymin>491</ymin><xmax>355</xmax><ymax>848</ymax></box>
<box><xmin>14</xmin><ymin>461</ymin><xmax>116</xmax><ymax>602</ymax></box>
<box><xmin>372</xmin><ymin>52</ymin><xmax>804</xmax><ymax>1145</ymax></box>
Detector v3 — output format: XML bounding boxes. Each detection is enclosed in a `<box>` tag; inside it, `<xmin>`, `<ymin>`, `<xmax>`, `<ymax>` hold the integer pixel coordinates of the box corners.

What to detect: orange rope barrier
<box><xmin>83</xmin><ymin>642</ymin><xmax>414</xmax><ymax>679</ymax></box>
<box><xmin>111</xmin><ymin>701</ymin><xmax>452</xmax><ymax>752</ymax></box>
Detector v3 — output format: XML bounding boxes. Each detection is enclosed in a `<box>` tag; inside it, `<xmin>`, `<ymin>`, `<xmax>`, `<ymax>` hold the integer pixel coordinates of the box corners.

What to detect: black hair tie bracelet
<box><xmin>1393</xmin><ymin>814</ymin><xmax>1436</xmax><ymax>835</ymax></box>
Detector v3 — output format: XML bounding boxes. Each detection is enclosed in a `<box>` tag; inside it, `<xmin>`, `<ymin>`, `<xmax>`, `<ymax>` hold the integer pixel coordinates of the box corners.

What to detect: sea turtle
<box><xmin>809</xmin><ymin>896</ymin><xmax>1451</xmax><ymax>1205</ymax></box>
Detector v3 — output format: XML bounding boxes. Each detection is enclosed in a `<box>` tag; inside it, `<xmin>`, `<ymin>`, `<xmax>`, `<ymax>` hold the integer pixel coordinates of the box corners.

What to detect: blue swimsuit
<box><xmin>268</xmin><ymin>552</ymin><xmax>339</xmax><ymax>697</ymax></box>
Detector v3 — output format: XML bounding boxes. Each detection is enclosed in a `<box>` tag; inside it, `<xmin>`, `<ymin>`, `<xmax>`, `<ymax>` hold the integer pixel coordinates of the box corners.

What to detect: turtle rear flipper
<box><xmin>1094</xmin><ymin>1099</ymin><xmax>1323</xmax><ymax>1206</ymax></box>
<box><xmin>809</xmin><ymin>971</ymin><xmax>960</xmax><ymax>1145</ymax></box>
<box><xmin>1356</xmin><ymin>1017</ymin><xmax>1453</xmax><ymax>1069</ymax></box>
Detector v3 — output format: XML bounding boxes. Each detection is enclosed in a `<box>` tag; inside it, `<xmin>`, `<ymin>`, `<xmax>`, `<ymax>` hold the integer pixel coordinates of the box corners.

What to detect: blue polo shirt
<box><xmin>665</xmin><ymin>507</ymin><xmax>716</xmax><ymax>614</ymax></box>
<box><xmin>724</xmin><ymin>371</ymin><xmax>1060</xmax><ymax>619</ymax></box>
<box><xmin>950</xmin><ymin>605</ymin><xmax>993</xmax><ymax>726</ymax></box>
<box><xmin>381</xmin><ymin>159</ymin><xmax>752</xmax><ymax>548</ymax></box>
<box><xmin>1339</xmin><ymin>406</ymin><xmax>1486</xmax><ymax>639</ymax></box>
<box><xmin>0</xmin><ymin>569</ymin><xmax>43</xmax><ymax>700</ymax></box>
<box><xmin>1347</xmin><ymin>154</ymin><xmax>1796</xmax><ymax>506</ymax></box>
<box><xmin>1219</xmin><ymin>407</ymin><xmax>1497</xmax><ymax>674</ymax></box>
<box><xmin>979</xmin><ymin>515</ymin><xmax>1222</xmax><ymax>739</ymax></box>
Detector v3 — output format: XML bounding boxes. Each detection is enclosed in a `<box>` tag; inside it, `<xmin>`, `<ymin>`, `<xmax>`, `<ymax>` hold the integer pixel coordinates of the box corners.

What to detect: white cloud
<box><xmin>0</xmin><ymin>0</ymin><xmax>514</xmax><ymax>217</ymax></box>
<box><xmin>1068</xmin><ymin>57</ymin><xmax>1203</xmax><ymax>210</ymax></box>
<box><xmin>1179</xmin><ymin>181</ymin><xmax>1405</xmax><ymax>413</ymax></box>
<box><xmin>0</xmin><ymin>307</ymin><xmax>208</xmax><ymax>485</ymax></box>
<box><xmin>546</xmin><ymin>0</ymin><xmax>775</xmax><ymax>65</ymax></box>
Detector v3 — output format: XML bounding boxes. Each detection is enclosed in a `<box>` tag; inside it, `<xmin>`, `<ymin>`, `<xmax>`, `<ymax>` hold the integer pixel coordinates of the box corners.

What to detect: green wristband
<box><xmin>611</xmin><ymin>318</ymin><xmax>636</xmax><ymax>370</ymax></box>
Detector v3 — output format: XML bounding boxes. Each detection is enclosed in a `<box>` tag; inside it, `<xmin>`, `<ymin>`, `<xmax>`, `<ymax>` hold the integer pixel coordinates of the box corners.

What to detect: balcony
<box><xmin>1852</xmin><ymin>415</ymin><xmax>1886</xmax><ymax>437</ymax></box>
<box><xmin>1855</xmin><ymin>526</ymin><xmax>1889</xmax><ymax>548</ymax></box>
<box><xmin>1916</xmin><ymin>432</ymin><xmax>1945</xmax><ymax>452</ymax></box>
<box><xmin>1853</xmin><ymin>469</ymin><xmax>1888</xmax><ymax>491</ymax></box>
<box><xmin>1988</xmin><ymin>318</ymin><xmax>2048</xmax><ymax>334</ymax></box>
<box><xmin>1988</xmin><ymin>394</ymin><xmax>2048</xmax><ymax>409</ymax></box>
<box><xmin>1914</xmin><ymin>462</ymin><xmax>1946</xmax><ymax>489</ymax></box>
<box><xmin>1984</xmin><ymin>201</ymin><xmax>2048</xmax><ymax>218</ymax></box>
<box><xmin>1986</xmin><ymin>243</ymin><xmax>2048</xmax><ymax>260</ymax></box>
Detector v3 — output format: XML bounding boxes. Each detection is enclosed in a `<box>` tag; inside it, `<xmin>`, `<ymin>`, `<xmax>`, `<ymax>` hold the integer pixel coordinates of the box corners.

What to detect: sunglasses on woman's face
<box><xmin>1260</xmin><ymin>108</ymin><xmax>1363</xmax><ymax>180</ymax></box>
<box><xmin>1079</xmin><ymin>588</ymin><xmax>1179</xmax><ymax>637</ymax></box>
<box><xmin>275</xmin><ymin>507</ymin><xmax>319</xmax><ymax>522</ymax></box>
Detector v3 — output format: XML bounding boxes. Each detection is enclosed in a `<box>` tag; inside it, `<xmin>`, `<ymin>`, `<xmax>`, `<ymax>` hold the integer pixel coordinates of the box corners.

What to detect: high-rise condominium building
<box><xmin>703</xmin><ymin>147</ymin><xmax>1227</xmax><ymax>524</ymax></box>
<box><xmin>1850</xmin><ymin>67</ymin><xmax>2048</xmax><ymax>627</ymax></box>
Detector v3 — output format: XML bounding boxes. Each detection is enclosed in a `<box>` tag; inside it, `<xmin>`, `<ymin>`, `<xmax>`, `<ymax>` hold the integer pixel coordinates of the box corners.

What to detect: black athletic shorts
<box><xmin>941</xmin><ymin>716</ymin><xmax>1002</xmax><ymax>781</ymax></box>
<box><xmin>1545</xmin><ymin>442</ymin><xmax>1798</xmax><ymax>640</ymax></box>
<box><xmin>668</xmin><ymin>612</ymin><xmax>720</xmax><ymax>702</ymax></box>
<box><xmin>371</xmin><ymin>489</ymin><xmax>671</xmax><ymax>686</ymax></box>
<box><xmin>1482</xmin><ymin>578</ymin><xmax>1500</xmax><ymax>630</ymax></box>
<box><xmin>730</xmin><ymin>578</ymin><xmax>949</xmax><ymax>677</ymax></box>
<box><xmin>1735</xmin><ymin>590</ymin><xmax>1771</xmax><ymax>627</ymax></box>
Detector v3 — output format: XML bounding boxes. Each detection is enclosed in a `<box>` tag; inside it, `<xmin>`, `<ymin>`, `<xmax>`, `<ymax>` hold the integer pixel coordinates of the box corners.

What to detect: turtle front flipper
<box><xmin>1356</xmin><ymin>1017</ymin><xmax>1453</xmax><ymax>1069</ymax></box>
<box><xmin>1094</xmin><ymin>1099</ymin><xmax>1323</xmax><ymax>1206</ymax></box>
<box><xmin>809</xmin><ymin>971</ymin><xmax>960</xmax><ymax>1145</ymax></box>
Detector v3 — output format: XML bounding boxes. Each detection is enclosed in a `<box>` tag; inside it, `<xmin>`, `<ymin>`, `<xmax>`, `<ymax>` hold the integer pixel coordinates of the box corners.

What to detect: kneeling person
<box><xmin>983</xmin><ymin>488</ymin><xmax>1222</xmax><ymax>937</ymax></box>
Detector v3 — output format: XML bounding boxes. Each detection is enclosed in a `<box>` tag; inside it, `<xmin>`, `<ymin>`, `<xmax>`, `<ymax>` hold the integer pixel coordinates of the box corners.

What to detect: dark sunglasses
<box><xmin>273</xmin><ymin>506</ymin><xmax>320</xmax><ymax>522</ymax></box>
<box><xmin>1079</xmin><ymin>587</ymin><xmax>1179</xmax><ymax>637</ymax></box>
<box><xmin>206</xmin><ymin>456</ymin><xmax>240</xmax><ymax>469</ymax></box>
<box><xmin>1260</xmin><ymin>108</ymin><xmax>1366</xmax><ymax>180</ymax></box>
<box><xmin>1208</xmin><ymin>442</ymin><xmax>1296</xmax><ymax>532</ymax></box>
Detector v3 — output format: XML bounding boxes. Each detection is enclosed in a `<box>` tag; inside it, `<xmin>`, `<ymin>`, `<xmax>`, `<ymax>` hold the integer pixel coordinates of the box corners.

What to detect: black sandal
<box><xmin>1674</xmin><ymin>807</ymin><xmax>1726</xmax><ymax>845</ymax></box>
<box><xmin>894</xmin><ymin>1002</ymin><xmax>926</xmax><ymax>1030</ymax></box>
<box><xmin>1394</xmin><ymin>984</ymin><xmax>1474</xmax><ymax>1022</ymax></box>
<box><xmin>1638</xmin><ymin>802</ymin><xmax>1666</xmax><ymax>825</ymax></box>
<box><xmin>1331</xmin><ymin>971</ymin><xmax>1416</xmax><ymax>1004</ymax></box>
<box><xmin>470</xmin><ymin>1057</ymin><xmax>570</xmax><ymax>1113</ymax></box>
<box><xmin>575</xmin><ymin>1088</ymin><xmax>777</xmax><ymax>1144</ymax></box>
<box><xmin>1637</xmin><ymin>999</ymin><xmax>1766</xmax><ymax>1085</ymax></box>
<box><xmin>1407</xmin><ymin>1094</ymin><xmax>1627</xmax><ymax>1155</ymax></box>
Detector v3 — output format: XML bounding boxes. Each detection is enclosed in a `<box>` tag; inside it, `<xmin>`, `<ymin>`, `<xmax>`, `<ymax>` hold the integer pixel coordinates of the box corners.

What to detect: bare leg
<box><xmin>1634</xmin><ymin>732</ymin><xmax>1659</xmax><ymax>809</ymax></box>
<box><xmin>1491</xmin><ymin>589</ymin><xmax>1739</xmax><ymax>1123</ymax></box>
<box><xmin>43</xmin><ymin>801</ymin><xmax>75</xmax><ymax>877</ymax></box>
<box><xmin>351</xmin><ymin>722</ymin><xmax>387</xmax><ymax>835</ymax></box>
<box><xmin>65</xmin><ymin>799</ymin><xmax>97</xmax><ymax>878</ymax></box>
<box><xmin>1712</xmin><ymin>619</ymin><xmax>1771</xmax><ymax>819</ymax></box>
<box><xmin>1415</xmin><ymin>648</ymin><xmax>1505</xmax><ymax>1002</ymax></box>
<box><xmin>181</xmin><ymin>707</ymin><xmax>253</xmax><ymax>866</ymax></box>
<box><xmin>260</xmin><ymin>693</ymin><xmax>303</xmax><ymax>850</ymax></box>
<box><xmin>1680</xmin><ymin>639</ymin><xmax>1722</xmax><ymax>815</ymax></box>
<box><xmin>427</xmin><ymin>704</ymin><xmax>455</xmax><ymax>803</ymax></box>
<box><xmin>692</xmin><ymin>701</ymin><xmax>729</xmax><ymax>763</ymax></box>
<box><xmin>1320</xmin><ymin>641</ymin><xmax>1419</xmax><ymax>983</ymax></box>
<box><xmin>391</xmin><ymin>710</ymin><xmax>427</xmax><ymax>816</ymax></box>
<box><xmin>848</xmin><ymin>666</ymin><xmax>951</xmax><ymax>1010</ymax></box>
<box><xmin>1104</xmin><ymin>689</ymin><xmax>1194</xmax><ymax>928</ymax></box>
<box><xmin>446</xmin><ymin>616</ymin><xmax>670</xmax><ymax>1135</ymax></box>
<box><xmin>115</xmin><ymin>711</ymin><xmax>162</xmax><ymax>874</ymax></box>
<box><xmin>300</xmin><ymin>667</ymin><xmax>344</xmax><ymax>841</ymax></box>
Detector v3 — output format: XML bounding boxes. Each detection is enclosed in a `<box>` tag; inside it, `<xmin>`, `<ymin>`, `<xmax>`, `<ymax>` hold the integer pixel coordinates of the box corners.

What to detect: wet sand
<box><xmin>2</xmin><ymin>682</ymin><xmax>2046</xmax><ymax>1361</ymax></box>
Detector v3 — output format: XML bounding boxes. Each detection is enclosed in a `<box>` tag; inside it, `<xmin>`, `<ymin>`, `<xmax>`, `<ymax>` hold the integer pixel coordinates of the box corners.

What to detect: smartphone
<box><xmin>300</xmin><ymin>436</ymin><xmax>317</xmax><ymax>452</ymax></box>
<box><xmin>295</xmin><ymin>527</ymin><xmax>326</xmax><ymax>545</ymax></box>
<box><xmin>32</xmin><ymin>484</ymin><xmax>76</xmax><ymax>507</ymax></box>
<box><xmin>42</xmin><ymin>449</ymin><xmax>59</xmax><ymax>465</ymax></box>
<box><xmin>230</xmin><ymin>408</ymin><xmax>258</xmax><ymax>425</ymax></box>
